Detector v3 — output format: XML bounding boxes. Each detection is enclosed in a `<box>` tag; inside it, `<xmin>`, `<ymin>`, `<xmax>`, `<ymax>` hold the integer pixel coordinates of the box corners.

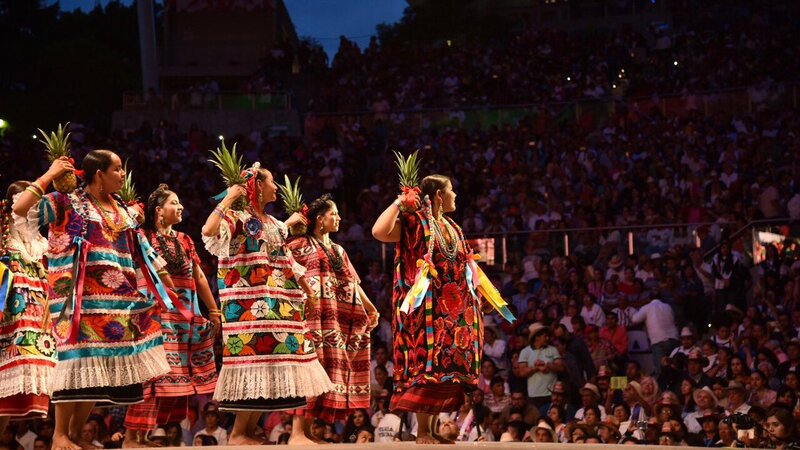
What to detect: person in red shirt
<box><xmin>599</xmin><ymin>311</ymin><xmax>629</xmax><ymax>366</ymax></box>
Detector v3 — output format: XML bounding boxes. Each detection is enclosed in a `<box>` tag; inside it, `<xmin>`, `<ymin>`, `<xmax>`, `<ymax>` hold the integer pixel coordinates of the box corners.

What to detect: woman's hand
<box><xmin>367</xmin><ymin>309</ymin><xmax>380</xmax><ymax>330</ymax></box>
<box><xmin>285</xmin><ymin>212</ymin><xmax>308</xmax><ymax>228</ymax></box>
<box><xmin>223</xmin><ymin>184</ymin><xmax>246</xmax><ymax>205</ymax></box>
<box><xmin>45</xmin><ymin>156</ymin><xmax>75</xmax><ymax>181</ymax></box>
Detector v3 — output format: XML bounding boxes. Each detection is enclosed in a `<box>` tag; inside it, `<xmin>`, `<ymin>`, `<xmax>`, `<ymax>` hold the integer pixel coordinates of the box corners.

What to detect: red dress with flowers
<box><xmin>390</xmin><ymin>211</ymin><xmax>484</xmax><ymax>414</ymax></box>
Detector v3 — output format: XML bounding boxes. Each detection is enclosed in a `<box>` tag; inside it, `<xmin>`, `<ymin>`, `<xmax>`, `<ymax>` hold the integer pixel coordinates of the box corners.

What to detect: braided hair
<box><xmin>305</xmin><ymin>193</ymin><xmax>335</xmax><ymax>235</ymax></box>
<box><xmin>1</xmin><ymin>181</ymin><xmax>31</xmax><ymax>256</ymax></box>
<box><xmin>143</xmin><ymin>183</ymin><xmax>175</xmax><ymax>231</ymax></box>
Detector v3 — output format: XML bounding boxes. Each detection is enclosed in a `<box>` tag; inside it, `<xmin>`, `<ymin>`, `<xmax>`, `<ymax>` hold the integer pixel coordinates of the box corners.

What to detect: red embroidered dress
<box><xmin>391</xmin><ymin>211</ymin><xmax>484</xmax><ymax>414</ymax></box>
<box><xmin>286</xmin><ymin>236</ymin><xmax>370</xmax><ymax>423</ymax></box>
<box><xmin>124</xmin><ymin>230</ymin><xmax>217</xmax><ymax>430</ymax></box>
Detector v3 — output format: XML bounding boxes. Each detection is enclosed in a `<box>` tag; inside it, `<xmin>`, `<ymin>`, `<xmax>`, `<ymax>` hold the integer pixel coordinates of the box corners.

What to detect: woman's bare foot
<box><xmin>415</xmin><ymin>433</ymin><xmax>439</xmax><ymax>445</ymax></box>
<box><xmin>228</xmin><ymin>434</ymin><xmax>263</xmax><ymax>446</ymax></box>
<box><xmin>52</xmin><ymin>434</ymin><xmax>83</xmax><ymax>450</ymax></box>
<box><xmin>287</xmin><ymin>433</ymin><xmax>317</xmax><ymax>445</ymax></box>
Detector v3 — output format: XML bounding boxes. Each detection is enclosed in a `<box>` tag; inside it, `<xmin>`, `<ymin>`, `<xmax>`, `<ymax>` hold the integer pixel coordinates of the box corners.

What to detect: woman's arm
<box><xmin>201</xmin><ymin>185</ymin><xmax>245</xmax><ymax>237</ymax></box>
<box><xmin>194</xmin><ymin>263</ymin><xmax>221</xmax><ymax>331</ymax></box>
<box><xmin>13</xmin><ymin>157</ymin><xmax>74</xmax><ymax>217</ymax></box>
<box><xmin>356</xmin><ymin>284</ymin><xmax>379</xmax><ymax>329</ymax></box>
<box><xmin>371</xmin><ymin>195</ymin><xmax>406</xmax><ymax>243</ymax></box>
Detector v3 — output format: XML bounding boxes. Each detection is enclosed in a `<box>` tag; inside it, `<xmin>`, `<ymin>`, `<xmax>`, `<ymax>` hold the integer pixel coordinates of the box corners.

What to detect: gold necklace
<box><xmin>87</xmin><ymin>194</ymin><xmax>126</xmax><ymax>239</ymax></box>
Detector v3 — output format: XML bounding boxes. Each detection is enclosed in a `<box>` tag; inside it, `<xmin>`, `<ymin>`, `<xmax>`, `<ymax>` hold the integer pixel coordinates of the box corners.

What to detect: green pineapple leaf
<box><xmin>38</xmin><ymin>122</ymin><xmax>72</xmax><ymax>161</ymax></box>
<box><xmin>118</xmin><ymin>161</ymin><xmax>138</xmax><ymax>203</ymax></box>
<box><xmin>393</xmin><ymin>149</ymin><xmax>420</xmax><ymax>189</ymax></box>
<box><xmin>277</xmin><ymin>174</ymin><xmax>304</xmax><ymax>214</ymax></box>
<box><xmin>209</xmin><ymin>140</ymin><xmax>245</xmax><ymax>187</ymax></box>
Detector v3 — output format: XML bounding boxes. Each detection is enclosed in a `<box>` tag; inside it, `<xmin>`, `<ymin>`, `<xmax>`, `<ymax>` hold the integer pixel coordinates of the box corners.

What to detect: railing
<box><xmin>122</xmin><ymin>90</ymin><xmax>291</xmax><ymax>112</ymax></box>
<box><xmin>306</xmin><ymin>82</ymin><xmax>800</xmax><ymax>132</ymax></box>
<box><xmin>336</xmin><ymin>219</ymin><xmax>798</xmax><ymax>271</ymax></box>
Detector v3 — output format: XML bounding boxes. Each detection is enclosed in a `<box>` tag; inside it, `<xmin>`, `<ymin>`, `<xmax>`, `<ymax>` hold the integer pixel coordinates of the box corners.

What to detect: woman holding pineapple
<box><xmin>122</xmin><ymin>184</ymin><xmax>220</xmax><ymax>446</ymax></box>
<box><xmin>0</xmin><ymin>181</ymin><xmax>57</xmax><ymax>429</ymax></box>
<box><xmin>285</xmin><ymin>194</ymin><xmax>379</xmax><ymax>435</ymax></box>
<box><xmin>201</xmin><ymin>150</ymin><xmax>332</xmax><ymax>446</ymax></box>
<box><xmin>14</xmin><ymin>151</ymin><xmax>172</xmax><ymax>450</ymax></box>
<box><xmin>372</xmin><ymin>153</ymin><xmax>491</xmax><ymax>445</ymax></box>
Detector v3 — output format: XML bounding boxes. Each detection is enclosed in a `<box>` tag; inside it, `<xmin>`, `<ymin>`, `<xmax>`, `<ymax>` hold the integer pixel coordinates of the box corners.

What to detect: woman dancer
<box><xmin>13</xmin><ymin>152</ymin><xmax>171</xmax><ymax>450</ymax></box>
<box><xmin>372</xmin><ymin>174</ymin><xmax>485</xmax><ymax>444</ymax></box>
<box><xmin>123</xmin><ymin>184</ymin><xmax>219</xmax><ymax>445</ymax></box>
<box><xmin>0</xmin><ymin>181</ymin><xmax>57</xmax><ymax>430</ymax></box>
<box><xmin>286</xmin><ymin>194</ymin><xmax>378</xmax><ymax>438</ymax></box>
<box><xmin>201</xmin><ymin>163</ymin><xmax>332</xmax><ymax>445</ymax></box>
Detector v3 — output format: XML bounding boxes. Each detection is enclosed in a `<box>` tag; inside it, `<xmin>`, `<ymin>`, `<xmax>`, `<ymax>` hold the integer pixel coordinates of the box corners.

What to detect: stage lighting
<box><xmin>0</xmin><ymin>119</ymin><xmax>7</xmax><ymax>129</ymax></box>
<box><xmin>218</xmin><ymin>135</ymin><xmax>224</xmax><ymax>141</ymax></box>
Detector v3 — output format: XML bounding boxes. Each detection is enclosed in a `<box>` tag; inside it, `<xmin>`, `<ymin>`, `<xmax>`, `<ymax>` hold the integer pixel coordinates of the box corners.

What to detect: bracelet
<box><xmin>32</xmin><ymin>180</ymin><xmax>46</xmax><ymax>194</ymax></box>
<box><xmin>208</xmin><ymin>311</ymin><xmax>222</xmax><ymax>317</ymax></box>
<box><xmin>157</xmin><ymin>269</ymin><xmax>169</xmax><ymax>276</ymax></box>
<box><xmin>25</xmin><ymin>186</ymin><xmax>43</xmax><ymax>199</ymax></box>
<box><xmin>212</xmin><ymin>206</ymin><xmax>227</xmax><ymax>218</ymax></box>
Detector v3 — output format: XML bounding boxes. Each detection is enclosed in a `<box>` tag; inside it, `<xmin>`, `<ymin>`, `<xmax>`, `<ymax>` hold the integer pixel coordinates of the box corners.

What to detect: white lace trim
<box><xmin>50</xmin><ymin>344</ymin><xmax>170</xmax><ymax>391</ymax></box>
<box><xmin>213</xmin><ymin>360</ymin><xmax>333</xmax><ymax>402</ymax></box>
<box><xmin>202</xmin><ymin>219</ymin><xmax>232</xmax><ymax>258</ymax></box>
<box><xmin>0</xmin><ymin>362</ymin><xmax>54</xmax><ymax>397</ymax></box>
<box><xmin>16</xmin><ymin>199</ymin><xmax>48</xmax><ymax>248</ymax></box>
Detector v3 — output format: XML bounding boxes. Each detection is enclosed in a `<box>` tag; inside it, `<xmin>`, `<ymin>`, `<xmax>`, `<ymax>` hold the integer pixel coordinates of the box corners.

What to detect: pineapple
<box><xmin>208</xmin><ymin>141</ymin><xmax>247</xmax><ymax>211</ymax></box>
<box><xmin>118</xmin><ymin>161</ymin><xmax>138</xmax><ymax>204</ymax></box>
<box><xmin>394</xmin><ymin>149</ymin><xmax>420</xmax><ymax>189</ymax></box>
<box><xmin>277</xmin><ymin>175</ymin><xmax>306</xmax><ymax>236</ymax></box>
<box><xmin>38</xmin><ymin>122</ymin><xmax>77</xmax><ymax>193</ymax></box>
<box><xmin>394</xmin><ymin>149</ymin><xmax>421</xmax><ymax>209</ymax></box>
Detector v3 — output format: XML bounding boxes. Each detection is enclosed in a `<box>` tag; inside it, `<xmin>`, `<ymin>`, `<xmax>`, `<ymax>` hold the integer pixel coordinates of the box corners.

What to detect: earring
<box><xmin>100</xmin><ymin>184</ymin><xmax>105</xmax><ymax>195</ymax></box>
<box><xmin>258</xmin><ymin>192</ymin><xmax>263</xmax><ymax>202</ymax></box>
<box><xmin>319</xmin><ymin>224</ymin><xmax>325</xmax><ymax>233</ymax></box>
<box><xmin>159</xmin><ymin>217</ymin><xmax>165</xmax><ymax>227</ymax></box>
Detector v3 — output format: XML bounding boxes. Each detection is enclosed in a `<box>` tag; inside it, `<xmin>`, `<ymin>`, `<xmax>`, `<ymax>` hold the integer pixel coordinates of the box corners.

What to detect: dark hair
<box><xmin>490</xmin><ymin>376</ymin><xmax>505</xmax><ymax>387</ymax></box>
<box><xmin>143</xmin><ymin>184</ymin><xmax>175</xmax><ymax>231</ymax></box>
<box><xmin>1</xmin><ymin>181</ymin><xmax>30</xmax><ymax>253</ymax></box>
<box><xmin>195</xmin><ymin>435</ymin><xmax>218</xmax><ymax>446</ymax></box>
<box><xmin>507</xmin><ymin>420</ymin><xmax>526</xmax><ymax>440</ymax></box>
<box><xmin>82</xmin><ymin>150</ymin><xmax>117</xmax><ymax>185</ymax></box>
<box><xmin>420</xmin><ymin>174</ymin><xmax>451</xmax><ymax>203</ymax></box>
<box><xmin>766</xmin><ymin>406</ymin><xmax>798</xmax><ymax>441</ymax></box>
<box><xmin>306</xmin><ymin>193</ymin><xmax>335</xmax><ymax>235</ymax></box>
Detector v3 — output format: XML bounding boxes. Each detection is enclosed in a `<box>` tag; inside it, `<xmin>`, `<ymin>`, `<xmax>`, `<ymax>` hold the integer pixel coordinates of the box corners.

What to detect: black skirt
<box><xmin>51</xmin><ymin>384</ymin><xmax>144</xmax><ymax>406</ymax></box>
<box><xmin>218</xmin><ymin>396</ymin><xmax>306</xmax><ymax>412</ymax></box>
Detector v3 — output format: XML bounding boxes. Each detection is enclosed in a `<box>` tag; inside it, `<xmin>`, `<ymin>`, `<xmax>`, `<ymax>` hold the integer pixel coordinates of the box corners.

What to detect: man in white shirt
<box><xmin>193</xmin><ymin>408</ymin><xmax>228</xmax><ymax>445</ymax></box>
<box><xmin>631</xmin><ymin>297</ymin><xmax>678</xmax><ymax>376</ymax></box>
<box><xmin>724</xmin><ymin>381</ymin><xmax>751</xmax><ymax>415</ymax></box>
<box><xmin>15</xmin><ymin>422</ymin><xmax>37</xmax><ymax>450</ymax></box>
<box><xmin>371</xmin><ymin>346</ymin><xmax>394</xmax><ymax>380</ymax></box>
<box><xmin>684</xmin><ymin>386</ymin><xmax>719</xmax><ymax>434</ymax></box>
<box><xmin>670</xmin><ymin>327</ymin><xmax>700</xmax><ymax>358</ymax></box>
<box><xmin>483</xmin><ymin>321</ymin><xmax>508</xmax><ymax>371</ymax></box>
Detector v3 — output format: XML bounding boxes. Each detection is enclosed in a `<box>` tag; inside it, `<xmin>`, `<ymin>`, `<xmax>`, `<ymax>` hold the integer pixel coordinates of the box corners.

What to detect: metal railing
<box><xmin>122</xmin><ymin>90</ymin><xmax>291</xmax><ymax>112</ymax></box>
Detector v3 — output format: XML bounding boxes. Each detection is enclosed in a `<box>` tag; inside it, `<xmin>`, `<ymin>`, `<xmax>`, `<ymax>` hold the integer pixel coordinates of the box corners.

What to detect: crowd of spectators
<box><xmin>2</xmin><ymin>3</ymin><xmax>800</xmax><ymax>447</ymax></box>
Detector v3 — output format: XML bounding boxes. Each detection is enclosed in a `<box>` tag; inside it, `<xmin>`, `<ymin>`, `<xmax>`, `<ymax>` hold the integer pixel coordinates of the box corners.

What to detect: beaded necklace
<box><xmin>313</xmin><ymin>235</ymin><xmax>343</xmax><ymax>271</ymax></box>
<box><xmin>87</xmin><ymin>192</ymin><xmax>126</xmax><ymax>240</ymax></box>
<box><xmin>0</xmin><ymin>200</ymin><xmax>10</xmax><ymax>257</ymax></box>
<box><xmin>431</xmin><ymin>215</ymin><xmax>459</xmax><ymax>261</ymax></box>
<box><xmin>154</xmin><ymin>229</ymin><xmax>186</xmax><ymax>274</ymax></box>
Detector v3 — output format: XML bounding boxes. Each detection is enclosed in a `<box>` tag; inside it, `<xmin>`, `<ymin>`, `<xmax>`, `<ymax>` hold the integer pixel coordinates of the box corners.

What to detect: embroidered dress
<box><xmin>203</xmin><ymin>209</ymin><xmax>332</xmax><ymax>411</ymax></box>
<box><xmin>286</xmin><ymin>236</ymin><xmax>370</xmax><ymax>423</ymax></box>
<box><xmin>20</xmin><ymin>191</ymin><xmax>170</xmax><ymax>403</ymax></box>
<box><xmin>391</xmin><ymin>211</ymin><xmax>484</xmax><ymax>414</ymax></box>
<box><xmin>0</xmin><ymin>212</ymin><xmax>56</xmax><ymax>418</ymax></box>
<box><xmin>124</xmin><ymin>230</ymin><xmax>217</xmax><ymax>430</ymax></box>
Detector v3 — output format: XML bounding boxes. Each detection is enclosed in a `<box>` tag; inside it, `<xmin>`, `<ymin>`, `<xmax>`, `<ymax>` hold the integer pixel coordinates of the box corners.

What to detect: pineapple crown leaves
<box><xmin>277</xmin><ymin>174</ymin><xmax>304</xmax><ymax>213</ymax></box>
<box><xmin>393</xmin><ymin>149</ymin><xmax>421</xmax><ymax>189</ymax></box>
<box><xmin>118</xmin><ymin>161</ymin><xmax>138</xmax><ymax>203</ymax></box>
<box><xmin>38</xmin><ymin>122</ymin><xmax>72</xmax><ymax>161</ymax></box>
<box><xmin>208</xmin><ymin>140</ymin><xmax>246</xmax><ymax>187</ymax></box>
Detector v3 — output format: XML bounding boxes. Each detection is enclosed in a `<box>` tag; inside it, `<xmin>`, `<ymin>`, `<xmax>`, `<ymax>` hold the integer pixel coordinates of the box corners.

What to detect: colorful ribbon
<box><xmin>55</xmin><ymin>236</ymin><xmax>91</xmax><ymax>344</ymax></box>
<box><xmin>0</xmin><ymin>256</ymin><xmax>11</xmax><ymax>314</ymax></box>
<box><xmin>472</xmin><ymin>261</ymin><xmax>516</xmax><ymax>324</ymax></box>
<box><xmin>134</xmin><ymin>233</ymin><xmax>193</xmax><ymax>321</ymax></box>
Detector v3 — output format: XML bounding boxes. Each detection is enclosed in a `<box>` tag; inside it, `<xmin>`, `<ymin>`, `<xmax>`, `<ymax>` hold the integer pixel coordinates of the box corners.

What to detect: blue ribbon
<box><xmin>56</xmin><ymin>237</ymin><xmax>85</xmax><ymax>332</ymax></box>
<box><xmin>0</xmin><ymin>256</ymin><xmax>11</xmax><ymax>313</ymax></box>
<box><xmin>210</xmin><ymin>189</ymin><xmax>228</xmax><ymax>202</ymax></box>
<box><xmin>465</xmin><ymin>263</ymin><xmax>479</xmax><ymax>302</ymax></box>
<box><xmin>136</xmin><ymin>233</ymin><xmax>177</xmax><ymax>312</ymax></box>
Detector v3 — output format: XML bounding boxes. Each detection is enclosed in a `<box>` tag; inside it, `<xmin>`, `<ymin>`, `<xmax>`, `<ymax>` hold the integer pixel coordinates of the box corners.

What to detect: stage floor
<box><xmin>169</xmin><ymin>443</ymin><xmax>663</xmax><ymax>449</ymax></box>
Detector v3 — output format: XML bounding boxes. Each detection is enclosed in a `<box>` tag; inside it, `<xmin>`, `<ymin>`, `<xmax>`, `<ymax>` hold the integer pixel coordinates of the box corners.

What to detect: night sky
<box><xmin>55</xmin><ymin>0</ymin><xmax>406</xmax><ymax>59</ymax></box>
